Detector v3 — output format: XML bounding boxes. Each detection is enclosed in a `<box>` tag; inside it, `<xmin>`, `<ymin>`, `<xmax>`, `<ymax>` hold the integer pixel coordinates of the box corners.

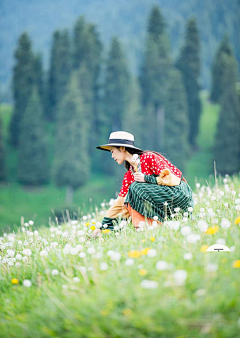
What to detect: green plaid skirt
<box><xmin>124</xmin><ymin>180</ymin><xmax>193</xmax><ymax>222</ymax></box>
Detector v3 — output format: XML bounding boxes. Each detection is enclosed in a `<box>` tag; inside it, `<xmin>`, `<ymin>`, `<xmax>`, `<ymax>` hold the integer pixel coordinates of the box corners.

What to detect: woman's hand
<box><xmin>134</xmin><ymin>172</ymin><xmax>145</xmax><ymax>182</ymax></box>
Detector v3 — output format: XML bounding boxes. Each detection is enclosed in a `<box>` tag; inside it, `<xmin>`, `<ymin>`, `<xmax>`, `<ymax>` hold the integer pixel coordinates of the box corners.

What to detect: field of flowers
<box><xmin>0</xmin><ymin>175</ymin><xmax>240</xmax><ymax>338</ymax></box>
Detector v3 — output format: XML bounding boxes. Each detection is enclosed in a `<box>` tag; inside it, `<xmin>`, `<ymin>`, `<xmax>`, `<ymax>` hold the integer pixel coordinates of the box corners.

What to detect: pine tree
<box><xmin>33</xmin><ymin>54</ymin><xmax>44</xmax><ymax>104</ymax></box>
<box><xmin>176</xmin><ymin>18</ymin><xmax>202</xmax><ymax>148</ymax></box>
<box><xmin>214</xmin><ymin>54</ymin><xmax>240</xmax><ymax>175</ymax></box>
<box><xmin>210</xmin><ymin>36</ymin><xmax>235</xmax><ymax>103</ymax></box>
<box><xmin>140</xmin><ymin>5</ymin><xmax>172</xmax><ymax>151</ymax></box>
<box><xmin>10</xmin><ymin>32</ymin><xmax>35</xmax><ymax>147</ymax></box>
<box><xmin>53</xmin><ymin>72</ymin><xmax>89</xmax><ymax>204</ymax></box>
<box><xmin>73</xmin><ymin>17</ymin><xmax>102</xmax><ymax>157</ymax></box>
<box><xmin>0</xmin><ymin>115</ymin><xmax>6</xmax><ymax>181</ymax></box>
<box><xmin>17</xmin><ymin>87</ymin><xmax>49</xmax><ymax>185</ymax></box>
<box><xmin>164</xmin><ymin>69</ymin><xmax>189</xmax><ymax>172</ymax></box>
<box><xmin>47</xmin><ymin>29</ymin><xmax>71</xmax><ymax>121</ymax></box>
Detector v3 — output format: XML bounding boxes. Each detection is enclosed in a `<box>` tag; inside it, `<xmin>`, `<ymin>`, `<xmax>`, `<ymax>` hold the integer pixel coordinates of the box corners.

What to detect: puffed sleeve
<box><xmin>119</xmin><ymin>171</ymin><xmax>131</xmax><ymax>197</ymax></box>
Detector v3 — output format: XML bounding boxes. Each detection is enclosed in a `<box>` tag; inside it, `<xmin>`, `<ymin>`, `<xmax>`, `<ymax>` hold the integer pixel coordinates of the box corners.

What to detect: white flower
<box><xmin>198</xmin><ymin>220</ymin><xmax>208</xmax><ymax>232</ymax></box>
<box><xmin>224</xmin><ymin>184</ymin><xmax>230</xmax><ymax>192</ymax></box>
<box><xmin>101</xmin><ymin>202</ymin><xmax>105</xmax><ymax>207</ymax></box>
<box><xmin>153</xmin><ymin>216</ymin><xmax>158</xmax><ymax>220</ymax></box>
<box><xmin>23</xmin><ymin>279</ymin><xmax>32</xmax><ymax>287</ymax></box>
<box><xmin>173</xmin><ymin>270</ymin><xmax>187</xmax><ymax>285</ymax></box>
<box><xmin>40</xmin><ymin>250</ymin><xmax>48</xmax><ymax>257</ymax></box>
<box><xmin>141</xmin><ymin>279</ymin><xmax>158</xmax><ymax>289</ymax></box>
<box><xmin>186</xmin><ymin>234</ymin><xmax>201</xmax><ymax>244</ymax></box>
<box><xmin>16</xmin><ymin>254</ymin><xmax>22</xmax><ymax>260</ymax></box>
<box><xmin>79</xmin><ymin>252</ymin><xmax>86</xmax><ymax>258</ymax></box>
<box><xmin>73</xmin><ymin>277</ymin><xmax>80</xmax><ymax>283</ymax></box>
<box><xmin>99</xmin><ymin>262</ymin><xmax>108</xmax><ymax>271</ymax></box>
<box><xmin>220</xmin><ymin>218</ymin><xmax>231</xmax><ymax>229</ymax></box>
<box><xmin>235</xmin><ymin>199</ymin><xmax>240</xmax><ymax>205</ymax></box>
<box><xmin>125</xmin><ymin>258</ymin><xmax>134</xmax><ymax>266</ymax></box>
<box><xmin>181</xmin><ymin>226</ymin><xmax>192</xmax><ymax>236</ymax></box>
<box><xmin>206</xmin><ymin>263</ymin><xmax>218</xmax><ymax>272</ymax></box>
<box><xmin>22</xmin><ymin>249</ymin><xmax>32</xmax><ymax>256</ymax></box>
<box><xmin>22</xmin><ymin>256</ymin><xmax>28</xmax><ymax>262</ymax></box>
<box><xmin>132</xmin><ymin>154</ymin><xmax>138</xmax><ymax>161</ymax></box>
<box><xmin>88</xmin><ymin>247</ymin><xmax>96</xmax><ymax>255</ymax></box>
<box><xmin>96</xmin><ymin>222</ymin><xmax>102</xmax><ymax>229</ymax></box>
<box><xmin>139</xmin><ymin>221</ymin><xmax>146</xmax><ymax>228</ymax></box>
<box><xmin>231</xmin><ymin>191</ymin><xmax>236</xmax><ymax>196</ymax></box>
<box><xmin>18</xmin><ymin>240</ymin><xmax>22</xmax><ymax>245</ymax></box>
<box><xmin>230</xmin><ymin>246</ymin><xmax>235</xmax><ymax>252</ymax></box>
<box><xmin>70</xmin><ymin>248</ymin><xmax>78</xmax><ymax>255</ymax></box>
<box><xmin>115</xmin><ymin>232</ymin><xmax>120</xmax><ymax>237</ymax></box>
<box><xmin>78</xmin><ymin>237</ymin><xmax>85</xmax><ymax>243</ymax></box>
<box><xmin>174</xmin><ymin>207</ymin><xmax>180</xmax><ymax>213</ymax></box>
<box><xmin>147</xmin><ymin>249</ymin><xmax>157</xmax><ymax>258</ymax></box>
<box><xmin>83</xmin><ymin>215</ymin><xmax>88</xmax><ymax>221</ymax></box>
<box><xmin>24</xmin><ymin>222</ymin><xmax>29</xmax><ymax>227</ymax></box>
<box><xmin>7</xmin><ymin>249</ymin><xmax>15</xmax><ymax>257</ymax></box>
<box><xmin>110</xmin><ymin>252</ymin><xmax>121</xmax><ymax>261</ymax></box>
<box><xmin>188</xmin><ymin>207</ymin><xmax>193</xmax><ymax>212</ymax></box>
<box><xmin>15</xmin><ymin>262</ymin><xmax>21</xmax><ymax>268</ymax></box>
<box><xmin>184</xmin><ymin>253</ymin><xmax>193</xmax><ymax>260</ymax></box>
<box><xmin>51</xmin><ymin>269</ymin><xmax>59</xmax><ymax>276</ymax></box>
<box><xmin>219</xmin><ymin>191</ymin><xmax>224</xmax><ymax>196</ymax></box>
<box><xmin>211</xmin><ymin>196</ymin><xmax>216</xmax><ymax>201</ymax></box>
<box><xmin>196</xmin><ymin>183</ymin><xmax>200</xmax><ymax>188</ymax></box>
<box><xmin>28</xmin><ymin>220</ymin><xmax>34</xmax><ymax>226</ymax></box>
<box><xmin>156</xmin><ymin>260</ymin><xmax>168</xmax><ymax>270</ymax></box>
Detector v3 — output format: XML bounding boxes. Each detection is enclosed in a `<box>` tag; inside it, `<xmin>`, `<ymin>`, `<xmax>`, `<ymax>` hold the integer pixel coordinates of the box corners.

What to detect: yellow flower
<box><xmin>85</xmin><ymin>222</ymin><xmax>90</xmax><ymax>226</ymax></box>
<box><xmin>205</xmin><ymin>226</ymin><xmax>219</xmax><ymax>235</ymax></box>
<box><xmin>92</xmin><ymin>222</ymin><xmax>96</xmax><ymax>225</ymax></box>
<box><xmin>200</xmin><ymin>245</ymin><xmax>209</xmax><ymax>252</ymax></box>
<box><xmin>122</xmin><ymin>308</ymin><xmax>133</xmax><ymax>317</ymax></box>
<box><xmin>141</xmin><ymin>239</ymin><xmax>146</xmax><ymax>242</ymax></box>
<box><xmin>150</xmin><ymin>237</ymin><xmax>155</xmax><ymax>241</ymax></box>
<box><xmin>128</xmin><ymin>250</ymin><xmax>142</xmax><ymax>258</ymax></box>
<box><xmin>139</xmin><ymin>269</ymin><xmax>147</xmax><ymax>276</ymax></box>
<box><xmin>102</xmin><ymin>229</ymin><xmax>110</xmax><ymax>234</ymax></box>
<box><xmin>141</xmin><ymin>248</ymin><xmax>151</xmax><ymax>255</ymax></box>
<box><xmin>234</xmin><ymin>217</ymin><xmax>240</xmax><ymax>225</ymax></box>
<box><xmin>233</xmin><ymin>260</ymin><xmax>240</xmax><ymax>268</ymax></box>
<box><xmin>90</xmin><ymin>225</ymin><xmax>96</xmax><ymax>231</ymax></box>
<box><xmin>11</xmin><ymin>278</ymin><xmax>19</xmax><ymax>284</ymax></box>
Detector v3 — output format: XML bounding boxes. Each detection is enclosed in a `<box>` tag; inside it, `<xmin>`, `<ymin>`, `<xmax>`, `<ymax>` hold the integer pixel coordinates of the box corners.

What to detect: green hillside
<box><xmin>0</xmin><ymin>93</ymin><xmax>220</xmax><ymax>232</ymax></box>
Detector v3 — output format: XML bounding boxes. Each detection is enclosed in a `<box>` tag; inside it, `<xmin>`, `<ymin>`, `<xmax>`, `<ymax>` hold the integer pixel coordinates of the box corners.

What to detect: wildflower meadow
<box><xmin>0</xmin><ymin>175</ymin><xmax>240</xmax><ymax>337</ymax></box>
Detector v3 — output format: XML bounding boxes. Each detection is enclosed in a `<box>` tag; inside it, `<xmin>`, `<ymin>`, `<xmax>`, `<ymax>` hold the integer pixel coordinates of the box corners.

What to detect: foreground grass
<box><xmin>0</xmin><ymin>175</ymin><xmax>240</xmax><ymax>337</ymax></box>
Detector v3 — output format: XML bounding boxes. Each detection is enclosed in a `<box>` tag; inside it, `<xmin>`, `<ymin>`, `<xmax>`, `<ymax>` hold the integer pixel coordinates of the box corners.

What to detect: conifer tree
<box><xmin>140</xmin><ymin>5</ymin><xmax>171</xmax><ymax>151</ymax></box>
<box><xmin>47</xmin><ymin>29</ymin><xmax>71</xmax><ymax>121</ymax></box>
<box><xmin>164</xmin><ymin>69</ymin><xmax>189</xmax><ymax>172</ymax></box>
<box><xmin>33</xmin><ymin>54</ymin><xmax>44</xmax><ymax>104</ymax></box>
<box><xmin>176</xmin><ymin>18</ymin><xmax>202</xmax><ymax>148</ymax></box>
<box><xmin>210</xmin><ymin>36</ymin><xmax>235</xmax><ymax>103</ymax></box>
<box><xmin>53</xmin><ymin>72</ymin><xmax>89</xmax><ymax>204</ymax></box>
<box><xmin>214</xmin><ymin>54</ymin><xmax>240</xmax><ymax>175</ymax></box>
<box><xmin>17</xmin><ymin>87</ymin><xmax>49</xmax><ymax>185</ymax></box>
<box><xmin>10</xmin><ymin>32</ymin><xmax>35</xmax><ymax>147</ymax></box>
<box><xmin>73</xmin><ymin>17</ymin><xmax>102</xmax><ymax>156</ymax></box>
<box><xmin>0</xmin><ymin>115</ymin><xmax>6</xmax><ymax>181</ymax></box>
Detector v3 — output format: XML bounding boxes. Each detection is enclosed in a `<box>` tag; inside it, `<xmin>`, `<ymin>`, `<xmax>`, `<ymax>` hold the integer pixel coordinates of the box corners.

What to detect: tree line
<box><xmin>0</xmin><ymin>5</ymin><xmax>239</xmax><ymax>201</ymax></box>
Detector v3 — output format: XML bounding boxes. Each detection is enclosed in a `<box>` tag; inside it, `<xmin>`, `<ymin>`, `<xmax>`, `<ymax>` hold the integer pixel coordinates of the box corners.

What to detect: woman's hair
<box><xmin>115</xmin><ymin>146</ymin><xmax>167</xmax><ymax>171</ymax></box>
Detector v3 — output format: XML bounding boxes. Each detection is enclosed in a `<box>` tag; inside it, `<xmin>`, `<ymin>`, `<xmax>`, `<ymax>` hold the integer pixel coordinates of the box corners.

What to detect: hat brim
<box><xmin>96</xmin><ymin>143</ymin><xmax>143</xmax><ymax>152</ymax></box>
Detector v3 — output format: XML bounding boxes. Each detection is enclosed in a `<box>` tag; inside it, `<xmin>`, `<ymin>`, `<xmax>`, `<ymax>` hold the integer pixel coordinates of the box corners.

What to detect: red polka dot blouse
<box><xmin>119</xmin><ymin>152</ymin><xmax>182</xmax><ymax>197</ymax></box>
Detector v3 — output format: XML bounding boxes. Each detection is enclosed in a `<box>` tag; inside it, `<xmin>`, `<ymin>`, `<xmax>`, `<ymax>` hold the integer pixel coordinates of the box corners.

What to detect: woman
<box><xmin>93</xmin><ymin>131</ymin><xmax>193</xmax><ymax>235</ymax></box>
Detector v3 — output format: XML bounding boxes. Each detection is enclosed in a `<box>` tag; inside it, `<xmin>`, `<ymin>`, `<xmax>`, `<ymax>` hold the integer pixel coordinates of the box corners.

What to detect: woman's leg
<box><xmin>126</xmin><ymin>203</ymin><xmax>162</xmax><ymax>229</ymax></box>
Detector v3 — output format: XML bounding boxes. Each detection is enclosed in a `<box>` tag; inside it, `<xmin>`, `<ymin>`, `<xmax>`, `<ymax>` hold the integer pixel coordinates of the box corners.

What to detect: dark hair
<box><xmin>115</xmin><ymin>146</ymin><xmax>168</xmax><ymax>171</ymax></box>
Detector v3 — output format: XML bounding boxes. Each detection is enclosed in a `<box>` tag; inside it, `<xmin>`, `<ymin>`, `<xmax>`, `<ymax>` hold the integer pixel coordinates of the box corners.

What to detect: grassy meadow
<box><xmin>0</xmin><ymin>175</ymin><xmax>240</xmax><ymax>337</ymax></box>
<box><xmin>0</xmin><ymin>92</ymin><xmax>220</xmax><ymax>232</ymax></box>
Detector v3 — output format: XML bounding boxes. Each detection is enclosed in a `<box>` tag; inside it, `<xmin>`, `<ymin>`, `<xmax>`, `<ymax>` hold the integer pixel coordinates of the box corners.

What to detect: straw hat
<box><xmin>96</xmin><ymin>131</ymin><xmax>142</xmax><ymax>152</ymax></box>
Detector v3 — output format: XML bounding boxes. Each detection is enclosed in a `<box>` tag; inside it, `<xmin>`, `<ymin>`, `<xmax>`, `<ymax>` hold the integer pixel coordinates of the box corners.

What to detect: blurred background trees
<box><xmin>0</xmin><ymin>1</ymin><xmax>239</xmax><ymax>228</ymax></box>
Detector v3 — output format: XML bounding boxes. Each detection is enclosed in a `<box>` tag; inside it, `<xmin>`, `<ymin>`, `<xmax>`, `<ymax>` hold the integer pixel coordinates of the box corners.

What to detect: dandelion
<box><xmin>40</xmin><ymin>250</ymin><xmax>48</xmax><ymax>257</ymax></box>
<box><xmin>22</xmin><ymin>249</ymin><xmax>32</xmax><ymax>256</ymax></box>
<box><xmin>11</xmin><ymin>278</ymin><xmax>19</xmax><ymax>284</ymax></box>
<box><xmin>102</xmin><ymin>229</ymin><xmax>110</xmax><ymax>233</ymax></box>
<box><xmin>99</xmin><ymin>262</ymin><xmax>108</xmax><ymax>271</ymax></box>
<box><xmin>139</xmin><ymin>269</ymin><xmax>147</xmax><ymax>276</ymax></box>
<box><xmin>198</xmin><ymin>220</ymin><xmax>208</xmax><ymax>232</ymax></box>
<box><xmin>128</xmin><ymin>250</ymin><xmax>142</xmax><ymax>258</ymax></box>
<box><xmin>173</xmin><ymin>270</ymin><xmax>187</xmax><ymax>286</ymax></box>
<box><xmin>141</xmin><ymin>279</ymin><xmax>158</xmax><ymax>289</ymax></box>
<box><xmin>196</xmin><ymin>183</ymin><xmax>200</xmax><ymax>189</ymax></box>
<box><xmin>234</xmin><ymin>216</ymin><xmax>240</xmax><ymax>225</ymax></box>
<box><xmin>51</xmin><ymin>269</ymin><xmax>59</xmax><ymax>276</ymax></box>
<box><xmin>147</xmin><ymin>249</ymin><xmax>157</xmax><ymax>258</ymax></box>
<box><xmin>232</xmin><ymin>260</ymin><xmax>240</xmax><ymax>268</ymax></box>
<box><xmin>125</xmin><ymin>258</ymin><xmax>134</xmax><ymax>266</ymax></box>
<box><xmin>211</xmin><ymin>196</ymin><xmax>216</xmax><ymax>201</ymax></box>
<box><xmin>110</xmin><ymin>252</ymin><xmax>121</xmax><ymax>261</ymax></box>
<box><xmin>205</xmin><ymin>226</ymin><xmax>219</xmax><ymax>235</ymax></box>
<box><xmin>87</xmin><ymin>247</ymin><xmax>96</xmax><ymax>255</ymax></box>
<box><xmin>73</xmin><ymin>277</ymin><xmax>80</xmax><ymax>283</ymax></box>
<box><xmin>28</xmin><ymin>220</ymin><xmax>34</xmax><ymax>226</ymax></box>
<box><xmin>153</xmin><ymin>216</ymin><xmax>158</xmax><ymax>220</ymax></box>
<box><xmin>23</xmin><ymin>280</ymin><xmax>32</xmax><ymax>287</ymax></box>
<box><xmin>150</xmin><ymin>237</ymin><xmax>155</xmax><ymax>242</ymax></box>
<box><xmin>186</xmin><ymin>234</ymin><xmax>201</xmax><ymax>244</ymax></box>
<box><xmin>200</xmin><ymin>245</ymin><xmax>209</xmax><ymax>252</ymax></box>
<box><xmin>181</xmin><ymin>226</ymin><xmax>191</xmax><ymax>236</ymax></box>
<box><xmin>220</xmin><ymin>218</ymin><xmax>231</xmax><ymax>229</ymax></box>
<box><xmin>156</xmin><ymin>260</ymin><xmax>168</xmax><ymax>270</ymax></box>
<box><xmin>184</xmin><ymin>253</ymin><xmax>193</xmax><ymax>260</ymax></box>
<box><xmin>188</xmin><ymin>207</ymin><xmax>193</xmax><ymax>212</ymax></box>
